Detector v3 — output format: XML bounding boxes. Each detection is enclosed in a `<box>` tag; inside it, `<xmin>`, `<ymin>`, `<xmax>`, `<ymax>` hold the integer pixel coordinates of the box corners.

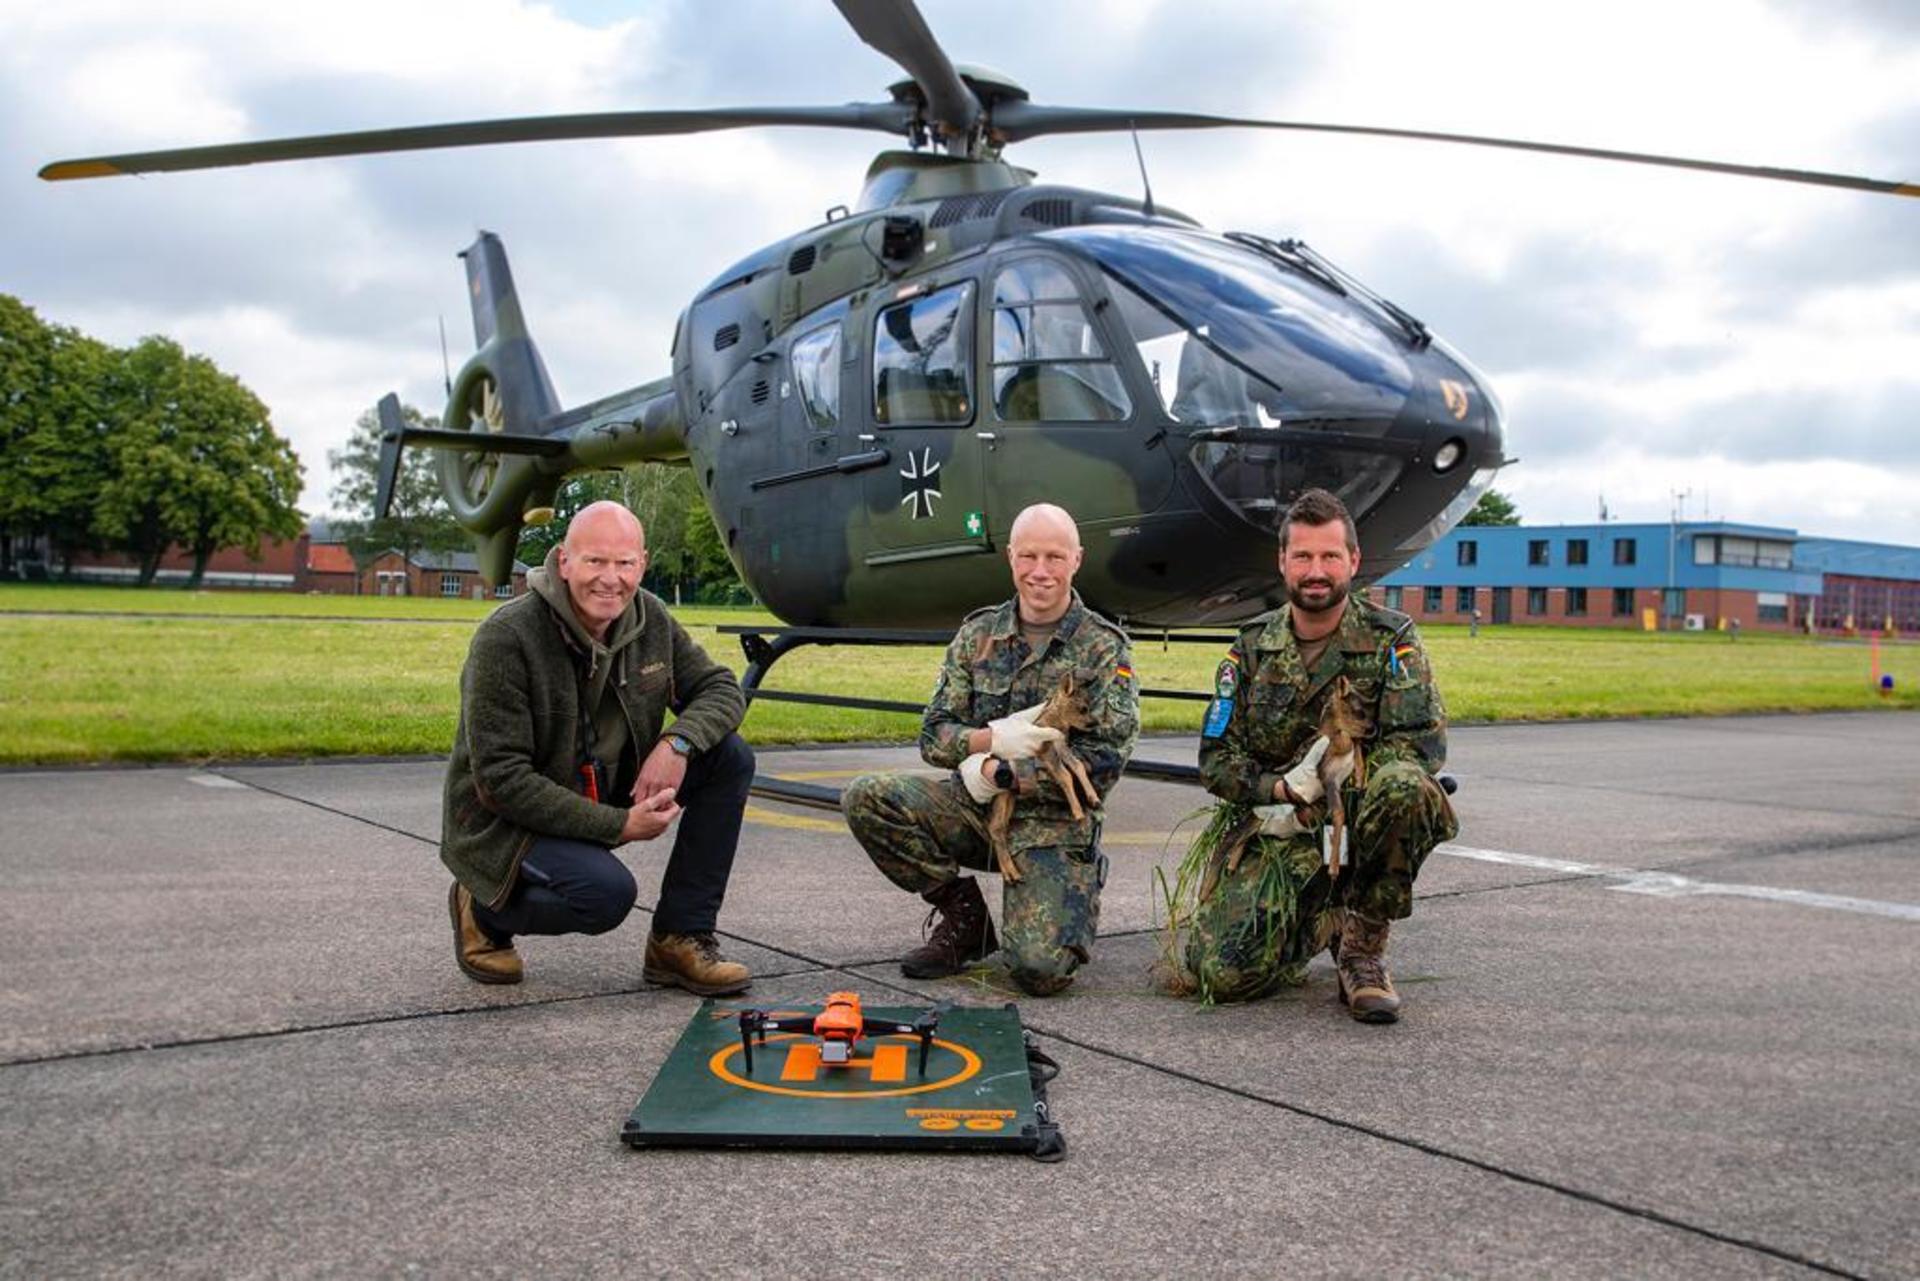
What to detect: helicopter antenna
<box><xmin>438</xmin><ymin>314</ymin><xmax>453</xmax><ymax>397</ymax></box>
<box><xmin>1129</xmin><ymin>121</ymin><xmax>1156</xmax><ymax>219</ymax></box>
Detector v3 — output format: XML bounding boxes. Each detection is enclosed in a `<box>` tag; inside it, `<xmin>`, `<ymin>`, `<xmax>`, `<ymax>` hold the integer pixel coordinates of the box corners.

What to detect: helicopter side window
<box><xmin>990</xmin><ymin>259</ymin><xmax>1130</xmax><ymax>423</ymax></box>
<box><xmin>790</xmin><ymin>322</ymin><xmax>841</xmax><ymax>432</ymax></box>
<box><xmin>872</xmin><ymin>282</ymin><xmax>974</xmax><ymax>426</ymax></box>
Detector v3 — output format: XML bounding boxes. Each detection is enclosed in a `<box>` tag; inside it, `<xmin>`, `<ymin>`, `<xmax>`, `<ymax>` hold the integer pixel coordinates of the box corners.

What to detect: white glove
<box><xmin>1280</xmin><ymin>736</ymin><xmax>1331</xmax><ymax>805</ymax></box>
<box><xmin>958</xmin><ymin>752</ymin><xmax>1003</xmax><ymax>805</ymax></box>
<box><xmin>1253</xmin><ymin>803</ymin><xmax>1306</xmax><ymax>839</ymax></box>
<box><xmin>989</xmin><ymin>707</ymin><xmax>1063</xmax><ymax>760</ymax></box>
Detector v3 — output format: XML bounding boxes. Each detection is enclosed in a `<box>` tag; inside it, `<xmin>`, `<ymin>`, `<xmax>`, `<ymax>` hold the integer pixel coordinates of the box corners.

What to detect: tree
<box><xmin>93</xmin><ymin>337</ymin><xmax>305</xmax><ymax>587</ymax></box>
<box><xmin>1460</xmin><ymin>488</ymin><xmax>1521</xmax><ymax>527</ymax></box>
<box><xmin>0</xmin><ymin>297</ymin><xmax>117</xmax><ymax>576</ymax></box>
<box><xmin>171</xmin><ymin>369</ymin><xmax>305</xmax><ymax>588</ymax></box>
<box><xmin>0</xmin><ymin>295</ymin><xmax>56</xmax><ymax>576</ymax></box>
<box><xmin>328</xmin><ymin>401</ymin><xmax>466</xmax><ymax>583</ymax></box>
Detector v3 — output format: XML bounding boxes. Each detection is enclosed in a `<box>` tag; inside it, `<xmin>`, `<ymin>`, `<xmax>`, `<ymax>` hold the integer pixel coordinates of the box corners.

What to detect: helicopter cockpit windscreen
<box><xmin>1048</xmin><ymin>226</ymin><xmax>1415</xmax><ymax>533</ymax></box>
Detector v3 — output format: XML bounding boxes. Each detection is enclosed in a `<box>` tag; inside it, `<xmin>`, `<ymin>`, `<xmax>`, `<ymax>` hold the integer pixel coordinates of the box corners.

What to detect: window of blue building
<box><xmin>1567</xmin><ymin>539</ymin><xmax>1588</xmax><ymax>566</ymax></box>
<box><xmin>1612</xmin><ymin>587</ymin><xmax>1635</xmax><ymax>616</ymax></box>
<box><xmin>1458</xmin><ymin>540</ymin><xmax>1478</xmax><ymax>567</ymax></box>
<box><xmin>1457</xmin><ymin>586</ymin><xmax>1477</xmax><ymax>614</ymax></box>
<box><xmin>1424</xmin><ymin>586</ymin><xmax>1443</xmax><ymax>613</ymax></box>
<box><xmin>1567</xmin><ymin>587</ymin><xmax>1587</xmax><ymax>616</ymax></box>
<box><xmin>1528</xmin><ymin>540</ymin><xmax>1549</xmax><ymax>566</ymax></box>
<box><xmin>1613</xmin><ymin>537</ymin><xmax>1637</xmax><ymax>566</ymax></box>
<box><xmin>1527</xmin><ymin>587</ymin><xmax>1548</xmax><ymax>615</ymax></box>
<box><xmin>1383</xmin><ymin>585</ymin><xmax>1403</xmax><ymax>611</ymax></box>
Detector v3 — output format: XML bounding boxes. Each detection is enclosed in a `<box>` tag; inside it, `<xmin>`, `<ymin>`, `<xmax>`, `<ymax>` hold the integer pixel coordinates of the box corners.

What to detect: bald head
<box><xmin>1008</xmin><ymin>503</ymin><xmax>1081</xmax><ymax>553</ymax></box>
<box><xmin>556</xmin><ymin>501</ymin><xmax>646</xmax><ymax>641</ymax></box>
<box><xmin>1007</xmin><ymin>503</ymin><xmax>1083</xmax><ymax>625</ymax></box>
<box><xmin>565</xmin><ymin>500</ymin><xmax>644</xmax><ymax>554</ymax></box>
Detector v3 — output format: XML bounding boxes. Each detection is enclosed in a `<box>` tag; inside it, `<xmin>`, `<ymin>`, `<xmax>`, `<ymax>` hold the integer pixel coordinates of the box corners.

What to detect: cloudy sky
<box><xmin>3</xmin><ymin>0</ymin><xmax>1916</xmax><ymax>542</ymax></box>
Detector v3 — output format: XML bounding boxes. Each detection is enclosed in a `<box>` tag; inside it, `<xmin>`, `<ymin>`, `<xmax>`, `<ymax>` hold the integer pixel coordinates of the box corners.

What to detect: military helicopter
<box><xmin>41</xmin><ymin>0</ymin><xmax>1916</xmax><ymax>633</ymax></box>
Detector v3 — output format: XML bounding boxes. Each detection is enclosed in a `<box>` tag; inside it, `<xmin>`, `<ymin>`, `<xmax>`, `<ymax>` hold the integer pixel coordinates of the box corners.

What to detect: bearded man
<box><xmin>1192</xmin><ymin>488</ymin><xmax>1457</xmax><ymax>1022</ymax></box>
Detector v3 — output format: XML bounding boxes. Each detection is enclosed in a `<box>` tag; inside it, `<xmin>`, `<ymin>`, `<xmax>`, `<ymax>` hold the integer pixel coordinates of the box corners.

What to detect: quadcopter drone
<box><xmin>738</xmin><ymin>991</ymin><xmax>942</xmax><ymax>1076</ymax></box>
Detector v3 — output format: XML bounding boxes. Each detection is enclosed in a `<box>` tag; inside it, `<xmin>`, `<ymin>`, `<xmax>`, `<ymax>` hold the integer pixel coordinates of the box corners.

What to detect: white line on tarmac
<box><xmin>1440</xmin><ymin>844</ymin><xmax>1920</xmax><ymax>922</ymax></box>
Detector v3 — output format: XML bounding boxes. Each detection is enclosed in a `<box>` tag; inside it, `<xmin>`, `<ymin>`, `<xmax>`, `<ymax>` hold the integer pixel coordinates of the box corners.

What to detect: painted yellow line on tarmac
<box><xmin>742</xmin><ymin>805</ymin><xmax>846</xmax><ymax>833</ymax></box>
<box><xmin>766</xmin><ymin>768</ymin><xmax>871</xmax><ymax>782</ymax></box>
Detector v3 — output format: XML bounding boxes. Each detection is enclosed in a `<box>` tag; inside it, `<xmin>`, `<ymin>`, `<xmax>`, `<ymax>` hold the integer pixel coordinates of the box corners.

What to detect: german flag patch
<box><xmin>1115</xmin><ymin>663</ymin><xmax>1135</xmax><ymax>685</ymax></box>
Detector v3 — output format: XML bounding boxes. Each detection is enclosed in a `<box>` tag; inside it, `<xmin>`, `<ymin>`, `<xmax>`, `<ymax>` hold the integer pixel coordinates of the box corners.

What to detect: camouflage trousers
<box><xmin>842</xmin><ymin>772</ymin><xmax>1104</xmax><ymax>996</ymax></box>
<box><xmin>1186</xmin><ymin>760</ymin><xmax>1457</xmax><ymax>1003</ymax></box>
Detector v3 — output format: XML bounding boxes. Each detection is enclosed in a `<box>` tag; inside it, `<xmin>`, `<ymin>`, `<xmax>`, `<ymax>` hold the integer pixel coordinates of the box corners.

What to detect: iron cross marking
<box><xmin>898</xmin><ymin>447</ymin><xmax>942</xmax><ymax>520</ymax></box>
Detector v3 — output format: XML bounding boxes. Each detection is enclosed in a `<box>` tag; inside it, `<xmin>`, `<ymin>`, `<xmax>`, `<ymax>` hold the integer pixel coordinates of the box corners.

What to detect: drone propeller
<box><xmin>35</xmin><ymin>0</ymin><xmax>1916</xmax><ymax>200</ymax></box>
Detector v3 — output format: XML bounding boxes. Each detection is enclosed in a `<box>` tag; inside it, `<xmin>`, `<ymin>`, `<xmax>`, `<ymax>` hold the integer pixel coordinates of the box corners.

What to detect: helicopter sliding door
<box><xmin>976</xmin><ymin>254</ymin><xmax>1170</xmax><ymax>527</ymax></box>
<box><xmin>861</xmin><ymin>278</ymin><xmax>993</xmax><ymax>566</ymax></box>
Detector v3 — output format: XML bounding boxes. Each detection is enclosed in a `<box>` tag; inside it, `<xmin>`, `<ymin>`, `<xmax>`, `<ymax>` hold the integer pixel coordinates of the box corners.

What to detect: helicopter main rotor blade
<box><xmin>990</xmin><ymin>104</ymin><xmax>1920</xmax><ymax>200</ymax></box>
<box><xmin>39</xmin><ymin>103</ymin><xmax>914</xmax><ymax>181</ymax></box>
<box><xmin>832</xmin><ymin>0</ymin><xmax>980</xmax><ymax>141</ymax></box>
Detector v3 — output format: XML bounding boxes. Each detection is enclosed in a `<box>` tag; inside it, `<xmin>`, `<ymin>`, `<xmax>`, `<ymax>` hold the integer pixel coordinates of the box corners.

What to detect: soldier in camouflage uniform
<box><xmin>844</xmin><ymin>504</ymin><xmax>1139</xmax><ymax>996</ymax></box>
<box><xmin>1193</xmin><ymin>488</ymin><xmax>1457</xmax><ymax>1021</ymax></box>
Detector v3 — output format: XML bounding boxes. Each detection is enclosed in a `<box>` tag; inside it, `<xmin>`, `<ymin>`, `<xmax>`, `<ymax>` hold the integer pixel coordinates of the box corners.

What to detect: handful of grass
<box><xmin>1154</xmin><ymin>801</ymin><xmax>1308</xmax><ymax>1004</ymax></box>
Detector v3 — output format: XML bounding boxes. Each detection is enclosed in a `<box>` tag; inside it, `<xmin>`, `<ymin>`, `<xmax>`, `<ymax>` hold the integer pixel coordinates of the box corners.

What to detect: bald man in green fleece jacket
<box><xmin>442</xmin><ymin>501</ymin><xmax>755</xmax><ymax>995</ymax></box>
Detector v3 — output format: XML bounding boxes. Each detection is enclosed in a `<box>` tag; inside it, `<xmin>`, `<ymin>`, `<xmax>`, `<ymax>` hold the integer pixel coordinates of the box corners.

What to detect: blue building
<box><xmin>1372</xmin><ymin>521</ymin><xmax>1918</xmax><ymax>634</ymax></box>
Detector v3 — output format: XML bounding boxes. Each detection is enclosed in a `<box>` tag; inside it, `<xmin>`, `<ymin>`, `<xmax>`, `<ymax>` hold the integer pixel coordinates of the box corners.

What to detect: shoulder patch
<box><xmin>1214</xmin><ymin>657</ymin><xmax>1241</xmax><ymax>698</ymax></box>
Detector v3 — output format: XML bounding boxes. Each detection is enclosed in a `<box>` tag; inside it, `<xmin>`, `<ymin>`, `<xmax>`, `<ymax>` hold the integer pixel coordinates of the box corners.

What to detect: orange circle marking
<box><xmin>963</xmin><ymin>1118</ymin><xmax>1004</xmax><ymax>1131</ymax></box>
<box><xmin>919</xmin><ymin>1117</ymin><xmax>961</xmax><ymax>1131</ymax></box>
<box><xmin>710</xmin><ymin>1034</ymin><xmax>982</xmax><ymax>1099</ymax></box>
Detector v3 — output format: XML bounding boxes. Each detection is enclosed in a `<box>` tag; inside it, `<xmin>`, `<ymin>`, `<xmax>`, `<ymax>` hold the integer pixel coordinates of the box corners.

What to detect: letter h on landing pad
<box><xmin>738</xmin><ymin>991</ymin><xmax>939</xmax><ymax>1077</ymax></box>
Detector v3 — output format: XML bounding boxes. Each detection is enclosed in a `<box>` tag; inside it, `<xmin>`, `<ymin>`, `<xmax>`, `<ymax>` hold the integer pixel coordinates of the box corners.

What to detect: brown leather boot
<box><xmin>644</xmin><ymin>931</ymin><xmax>752</xmax><ymax>996</ymax></box>
<box><xmin>900</xmin><ymin>877</ymin><xmax>998</xmax><ymax>979</ymax></box>
<box><xmin>1335</xmin><ymin>911</ymin><xmax>1401</xmax><ymax>1023</ymax></box>
<box><xmin>448</xmin><ymin>882</ymin><xmax>523</xmax><ymax>985</ymax></box>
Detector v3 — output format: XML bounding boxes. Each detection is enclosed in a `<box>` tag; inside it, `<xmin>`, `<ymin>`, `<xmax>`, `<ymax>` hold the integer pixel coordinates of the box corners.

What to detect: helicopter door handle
<box><xmin>976</xmin><ymin>431</ymin><xmax>998</xmax><ymax>450</ymax></box>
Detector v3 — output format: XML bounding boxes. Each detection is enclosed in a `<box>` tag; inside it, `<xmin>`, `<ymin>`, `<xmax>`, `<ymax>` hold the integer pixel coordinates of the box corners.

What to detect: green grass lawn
<box><xmin>0</xmin><ymin>583</ymin><xmax>1912</xmax><ymax>764</ymax></box>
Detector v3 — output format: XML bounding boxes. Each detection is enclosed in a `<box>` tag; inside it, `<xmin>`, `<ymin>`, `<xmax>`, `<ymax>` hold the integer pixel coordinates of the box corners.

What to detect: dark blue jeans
<box><xmin>474</xmin><ymin>732</ymin><xmax>755</xmax><ymax>942</ymax></box>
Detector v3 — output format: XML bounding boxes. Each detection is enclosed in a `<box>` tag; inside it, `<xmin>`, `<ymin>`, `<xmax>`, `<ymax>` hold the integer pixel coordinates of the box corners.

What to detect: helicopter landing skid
<box><xmin>724</xmin><ymin>624</ymin><xmax>1459</xmax><ymax>810</ymax></box>
<box><xmin>723</xmin><ymin>623</ymin><xmax>1241</xmax><ymax>809</ymax></box>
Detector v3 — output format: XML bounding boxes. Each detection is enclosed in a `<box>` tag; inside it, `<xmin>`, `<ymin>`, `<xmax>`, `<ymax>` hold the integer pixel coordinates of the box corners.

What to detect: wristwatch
<box><xmin>664</xmin><ymin>734</ymin><xmax>695</xmax><ymax>758</ymax></box>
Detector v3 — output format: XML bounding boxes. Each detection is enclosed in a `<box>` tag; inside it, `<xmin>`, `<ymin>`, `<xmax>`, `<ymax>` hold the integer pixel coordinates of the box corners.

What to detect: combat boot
<box><xmin>900</xmin><ymin>877</ymin><xmax>998</xmax><ymax>979</ymax></box>
<box><xmin>1335</xmin><ymin>911</ymin><xmax>1401</xmax><ymax>1023</ymax></box>
<box><xmin>645</xmin><ymin>931</ymin><xmax>752</xmax><ymax>996</ymax></box>
<box><xmin>448</xmin><ymin>882</ymin><xmax>523</xmax><ymax>985</ymax></box>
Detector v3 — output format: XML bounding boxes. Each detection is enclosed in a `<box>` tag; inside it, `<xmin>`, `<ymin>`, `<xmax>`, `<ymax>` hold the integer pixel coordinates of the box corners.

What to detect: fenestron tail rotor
<box><xmin>35</xmin><ymin>0</ymin><xmax>1915</xmax><ymax>199</ymax></box>
<box><xmin>455</xmin><ymin>374</ymin><xmax>504</xmax><ymax>509</ymax></box>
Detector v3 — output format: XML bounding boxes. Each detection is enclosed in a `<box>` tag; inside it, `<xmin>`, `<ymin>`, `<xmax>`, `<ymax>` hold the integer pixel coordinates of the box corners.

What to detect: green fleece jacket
<box><xmin>439</xmin><ymin>548</ymin><xmax>746</xmax><ymax>908</ymax></box>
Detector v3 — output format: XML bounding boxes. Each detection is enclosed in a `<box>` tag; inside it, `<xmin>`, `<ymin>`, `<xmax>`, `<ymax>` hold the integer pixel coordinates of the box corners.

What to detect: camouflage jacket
<box><xmin>921</xmin><ymin>591</ymin><xmax>1140</xmax><ymax>852</ymax></box>
<box><xmin>1198</xmin><ymin>597</ymin><xmax>1447</xmax><ymax>807</ymax></box>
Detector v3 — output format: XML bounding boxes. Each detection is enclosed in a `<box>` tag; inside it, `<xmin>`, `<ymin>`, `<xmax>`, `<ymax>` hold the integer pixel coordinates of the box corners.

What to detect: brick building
<box><xmin>1373</xmin><ymin>521</ymin><xmax>1920</xmax><ymax>634</ymax></box>
<box><xmin>50</xmin><ymin>534</ymin><xmax>307</xmax><ymax>590</ymax></box>
<box><xmin>363</xmin><ymin>548</ymin><xmax>529</xmax><ymax>600</ymax></box>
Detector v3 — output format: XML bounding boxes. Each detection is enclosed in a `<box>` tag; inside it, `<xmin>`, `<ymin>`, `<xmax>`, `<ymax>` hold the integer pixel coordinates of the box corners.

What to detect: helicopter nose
<box><xmin>1429</xmin><ymin>345</ymin><xmax>1508</xmax><ymax>476</ymax></box>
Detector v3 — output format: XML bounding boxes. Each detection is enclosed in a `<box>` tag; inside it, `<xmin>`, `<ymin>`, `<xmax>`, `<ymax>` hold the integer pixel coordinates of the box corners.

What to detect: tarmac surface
<box><xmin>3</xmin><ymin>711</ymin><xmax>1917</xmax><ymax>1277</ymax></box>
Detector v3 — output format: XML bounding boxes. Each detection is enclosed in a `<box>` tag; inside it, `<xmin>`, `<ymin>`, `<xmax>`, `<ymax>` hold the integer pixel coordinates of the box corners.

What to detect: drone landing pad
<box><xmin>621</xmin><ymin>999</ymin><xmax>1044</xmax><ymax>1153</ymax></box>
